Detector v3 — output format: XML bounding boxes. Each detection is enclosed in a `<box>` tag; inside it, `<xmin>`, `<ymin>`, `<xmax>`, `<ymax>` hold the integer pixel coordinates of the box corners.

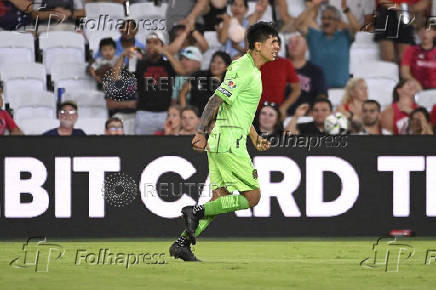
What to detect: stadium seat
<box><xmin>39</xmin><ymin>31</ymin><xmax>86</xmax><ymax>73</ymax></box>
<box><xmin>130</xmin><ymin>2</ymin><xmax>169</xmax><ymax>18</ymax></box>
<box><xmin>0</xmin><ymin>32</ymin><xmax>35</xmax><ymax>66</ymax></box>
<box><xmin>75</xmin><ymin>117</ymin><xmax>106</xmax><ymax>135</ymax></box>
<box><xmin>85</xmin><ymin>3</ymin><xmax>125</xmax><ymax>18</ymax></box>
<box><xmin>286</xmin><ymin>0</ymin><xmax>306</xmax><ymax>17</ymax></box>
<box><xmin>328</xmin><ymin>88</ymin><xmax>345</xmax><ymax>109</ymax></box>
<box><xmin>14</xmin><ymin>106</ymin><xmax>56</xmax><ymax>123</ymax></box>
<box><xmin>354</xmin><ymin>32</ymin><xmax>377</xmax><ymax>46</ymax></box>
<box><xmin>18</xmin><ymin>117</ymin><xmax>59</xmax><ymax>135</ymax></box>
<box><xmin>364</xmin><ymin>78</ymin><xmax>396</xmax><ymax>109</ymax></box>
<box><xmin>7</xmin><ymin>89</ymin><xmax>56</xmax><ymax>111</ymax></box>
<box><xmin>352</xmin><ymin>60</ymin><xmax>399</xmax><ymax>82</ymax></box>
<box><xmin>51</xmin><ymin>62</ymin><xmax>97</xmax><ymax>94</ymax></box>
<box><xmin>0</xmin><ymin>62</ymin><xmax>46</xmax><ymax>104</ymax></box>
<box><xmin>283</xmin><ymin>116</ymin><xmax>313</xmax><ymax>128</ymax></box>
<box><xmin>227</xmin><ymin>2</ymin><xmax>273</xmax><ymax>22</ymax></box>
<box><xmin>415</xmin><ymin>89</ymin><xmax>436</xmax><ymax>111</ymax></box>
<box><xmin>63</xmin><ymin>89</ymin><xmax>108</xmax><ymax>119</ymax></box>
<box><xmin>349</xmin><ymin>45</ymin><xmax>381</xmax><ymax>76</ymax></box>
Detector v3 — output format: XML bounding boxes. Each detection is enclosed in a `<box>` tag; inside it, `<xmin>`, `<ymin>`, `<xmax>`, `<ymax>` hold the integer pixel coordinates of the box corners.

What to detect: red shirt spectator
<box><xmin>431</xmin><ymin>104</ymin><xmax>436</xmax><ymax>128</ymax></box>
<box><xmin>0</xmin><ymin>110</ymin><xmax>19</xmax><ymax>135</ymax></box>
<box><xmin>260</xmin><ymin>57</ymin><xmax>300</xmax><ymax>118</ymax></box>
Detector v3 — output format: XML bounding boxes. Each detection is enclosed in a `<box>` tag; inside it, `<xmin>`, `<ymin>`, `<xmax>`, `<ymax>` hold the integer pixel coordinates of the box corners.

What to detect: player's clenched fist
<box><xmin>255</xmin><ymin>137</ymin><xmax>271</xmax><ymax>151</ymax></box>
<box><xmin>192</xmin><ymin>133</ymin><xmax>209</xmax><ymax>152</ymax></box>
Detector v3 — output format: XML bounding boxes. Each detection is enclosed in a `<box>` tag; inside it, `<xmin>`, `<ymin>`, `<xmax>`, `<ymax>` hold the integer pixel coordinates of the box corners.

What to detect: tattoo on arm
<box><xmin>197</xmin><ymin>94</ymin><xmax>223</xmax><ymax>133</ymax></box>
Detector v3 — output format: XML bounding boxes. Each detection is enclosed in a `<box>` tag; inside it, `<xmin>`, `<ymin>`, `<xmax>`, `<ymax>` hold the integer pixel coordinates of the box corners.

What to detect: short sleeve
<box><xmin>401</xmin><ymin>45</ymin><xmax>413</xmax><ymax>66</ymax></box>
<box><xmin>214</xmin><ymin>69</ymin><xmax>242</xmax><ymax>105</ymax></box>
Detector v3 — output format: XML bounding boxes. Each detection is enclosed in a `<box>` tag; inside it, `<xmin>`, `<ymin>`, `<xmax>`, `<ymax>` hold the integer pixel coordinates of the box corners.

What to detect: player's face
<box><xmin>362</xmin><ymin>103</ymin><xmax>380</xmax><ymax>126</ymax></box>
<box><xmin>105</xmin><ymin>121</ymin><xmax>124</xmax><ymax>135</ymax></box>
<box><xmin>210</xmin><ymin>55</ymin><xmax>228</xmax><ymax>77</ymax></box>
<box><xmin>353</xmin><ymin>80</ymin><xmax>368</xmax><ymax>102</ymax></box>
<box><xmin>312</xmin><ymin>102</ymin><xmax>331</xmax><ymax>125</ymax></box>
<box><xmin>100</xmin><ymin>45</ymin><xmax>115</xmax><ymax>60</ymax></box>
<box><xmin>58</xmin><ymin>105</ymin><xmax>78</xmax><ymax>128</ymax></box>
<box><xmin>167</xmin><ymin>108</ymin><xmax>181</xmax><ymax>129</ymax></box>
<box><xmin>259</xmin><ymin>36</ymin><xmax>279</xmax><ymax>62</ymax></box>
<box><xmin>260</xmin><ymin>106</ymin><xmax>278</xmax><ymax>131</ymax></box>
<box><xmin>181</xmin><ymin>110</ymin><xmax>199</xmax><ymax>131</ymax></box>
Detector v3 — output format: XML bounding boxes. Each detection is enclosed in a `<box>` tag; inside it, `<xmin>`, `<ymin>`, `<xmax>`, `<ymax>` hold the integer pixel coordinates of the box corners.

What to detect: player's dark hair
<box><xmin>105</xmin><ymin>117</ymin><xmax>123</xmax><ymax>129</ymax></box>
<box><xmin>231</xmin><ymin>0</ymin><xmax>248</xmax><ymax>9</ymax></box>
<box><xmin>182</xmin><ymin>105</ymin><xmax>200</xmax><ymax>117</ymax></box>
<box><xmin>363</xmin><ymin>100</ymin><xmax>381</xmax><ymax>112</ymax></box>
<box><xmin>99</xmin><ymin>38</ymin><xmax>116</xmax><ymax>50</ymax></box>
<box><xmin>313</xmin><ymin>97</ymin><xmax>332</xmax><ymax>111</ymax></box>
<box><xmin>247</xmin><ymin>21</ymin><xmax>278</xmax><ymax>50</ymax></box>
<box><xmin>393</xmin><ymin>79</ymin><xmax>408</xmax><ymax>103</ymax></box>
<box><xmin>410</xmin><ymin>107</ymin><xmax>430</xmax><ymax>122</ymax></box>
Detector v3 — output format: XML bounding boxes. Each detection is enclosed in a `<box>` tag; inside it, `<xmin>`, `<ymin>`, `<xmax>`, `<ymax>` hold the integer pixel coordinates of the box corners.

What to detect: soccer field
<box><xmin>1</xmin><ymin>238</ymin><xmax>436</xmax><ymax>290</ymax></box>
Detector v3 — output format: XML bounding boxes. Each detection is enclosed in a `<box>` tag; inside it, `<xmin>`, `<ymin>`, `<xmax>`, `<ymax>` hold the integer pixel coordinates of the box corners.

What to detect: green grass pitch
<box><xmin>1</xmin><ymin>238</ymin><xmax>436</xmax><ymax>290</ymax></box>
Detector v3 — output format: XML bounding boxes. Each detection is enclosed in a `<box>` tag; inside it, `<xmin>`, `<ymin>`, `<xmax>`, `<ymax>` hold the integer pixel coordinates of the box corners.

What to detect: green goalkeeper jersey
<box><xmin>209</xmin><ymin>52</ymin><xmax>262</xmax><ymax>153</ymax></box>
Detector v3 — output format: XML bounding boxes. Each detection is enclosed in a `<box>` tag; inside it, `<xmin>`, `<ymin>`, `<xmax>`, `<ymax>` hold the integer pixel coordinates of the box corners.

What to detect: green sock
<box><xmin>180</xmin><ymin>216</ymin><xmax>214</xmax><ymax>238</ymax></box>
<box><xmin>204</xmin><ymin>195</ymin><xmax>250</xmax><ymax>216</ymax></box>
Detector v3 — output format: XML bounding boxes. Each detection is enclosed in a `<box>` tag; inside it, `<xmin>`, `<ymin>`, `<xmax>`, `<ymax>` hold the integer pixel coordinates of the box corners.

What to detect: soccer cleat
<box><xmin>169</xmin><ymin>242</ymin><xmax>201</xmax><ymax>262</ymax></box>
<box><xmin>181</xmin><ymin>206</ymin><xmax>200</xmax><ymax>245</ymax></box>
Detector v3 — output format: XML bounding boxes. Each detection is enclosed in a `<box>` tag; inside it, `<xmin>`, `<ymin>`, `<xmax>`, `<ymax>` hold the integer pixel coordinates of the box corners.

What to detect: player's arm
<box><xmin>249</xmin><ymin>125</ymin><xmax>270</xmax><ymax>151</ymax></box>
<box><xmin>192</xmin><ymin>94</ymin><xmax>223</xmax><ymax>151</ymax></box>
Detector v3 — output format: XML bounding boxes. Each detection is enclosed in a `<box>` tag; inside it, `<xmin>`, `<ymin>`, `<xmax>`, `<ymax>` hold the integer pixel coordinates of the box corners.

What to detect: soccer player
<box><xmin>169</xmin><ymin>22</ymin><xmax>279</xmax><ymax>261</ymax></box>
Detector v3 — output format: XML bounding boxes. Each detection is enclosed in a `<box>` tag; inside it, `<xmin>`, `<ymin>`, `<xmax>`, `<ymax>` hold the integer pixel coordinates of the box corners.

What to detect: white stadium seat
<box><xmin>283</xmin><ymin>116</ymin><xmax>313</xmax><ymax>128</ymax></box>
<box><xmin>202</xmin><ymin>31</ymin><xmax>221</xmax><ymax>70</ymax></box>
<box><xmin>18</xmin><ymin>117</ymin><xmax>59</xmax><ymax>135</ymax></box>
<box><xmin>350</xmin><ymin>45</ymin><xmax>381</xmax><ymax>75</ymax></box>
<box><xmin>85</xmin><ymin>3</ymin><xmax>125</xmax><ymax>18</ymax></box>
<box><xmin>51</xmin><ymin>62</ymin><xmax>97</xmax><ymax>94</ymax></box>
<box><xmin>352</xmin><ymin>60</ymin><xmax>399</xmax><ymax>82</ymax></box>
<box><xmin>7</xmin><ymin>89</ymin><xmax>56</xmax><ymax>110</ymax></box>
<box><xmin>286</xmin><ymin>0</ymin><xmax>306</xmax><ymax>17</ymax></box>
<box><xmin>130</xmin><ymin>3</ymin><xmax>168</xmax><ymax>19</ymax></box>
<box><xmin>0</xmin><ymin>32</ymin><xmax>35</xmax><ymax>66</ymax></box>
<box><xmin>39</xmin><ymin>31</ymin><xmax>86</xmax><ymax>73</ymax></box>
<box><xmin>328</xmin><ymin>88</ymin><xmax>345</xmax><ymax>109</ymax></box>
<box><xmin>14</xmin><ymin>106</ymin><xmax>56</xmax><ymax>123</ymax></box>
<box><xmin>63</xmin><ymin>89</ymin><xmax>108</xmax><ymax>119</ymax></box>
<box><xmin>227</xmin><ymin>2</ymin><xmax>273</xmax><ymax>22</ymax></box>
<box><xmin>415</xmin><ymin>89</ymin><xmax>436</xmax><ymax>111</ymax></box>
<box><xmin>364</xmin><ymin>78</ymin><xmax>397</xmax><ymax>109</ymax></box>
<box><xmin>0</xmin><ymin>62</ymin><xmax>46</xmax><ymax>103</ymax></box>
<box><xmin>75</xmin><ymin>117</ymin><xmax>106</xmax><ymax>135</ymax></box>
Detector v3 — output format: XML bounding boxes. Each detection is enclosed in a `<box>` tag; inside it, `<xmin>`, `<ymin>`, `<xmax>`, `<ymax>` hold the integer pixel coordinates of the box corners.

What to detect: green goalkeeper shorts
<box><xmin>206</xmin><ymin>148</ymin><xmax>260</xmax><ymax>193</ymax></box>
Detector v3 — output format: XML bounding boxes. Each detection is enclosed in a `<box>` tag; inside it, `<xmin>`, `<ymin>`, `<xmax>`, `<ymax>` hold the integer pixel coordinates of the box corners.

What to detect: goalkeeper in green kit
<box><xmin>169</xmin><ymin>22</ymin><xmax>279</xmax><ymax>261</ymax></box>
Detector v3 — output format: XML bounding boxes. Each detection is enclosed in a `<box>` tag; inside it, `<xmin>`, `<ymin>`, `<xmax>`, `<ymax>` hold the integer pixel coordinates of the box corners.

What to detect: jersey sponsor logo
<box><xmin>217</xmin><ymin>87</ymin><xmax>232</xmax><ymax>98</ymax></box>
<box><xmin>227</xmin><ymin>80</ymin><xmax>236</xmax><ymax>89</ymax></box>
<box><xmin>252</xmin><ymin>169</ymin><xmax>258</xmax><ymax>180</ymax></box>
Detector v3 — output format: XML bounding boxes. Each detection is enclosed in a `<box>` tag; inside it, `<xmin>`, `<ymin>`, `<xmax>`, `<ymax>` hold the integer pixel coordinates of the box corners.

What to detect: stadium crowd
<box><xmin>0</xmin><ymin>0</ymin><xmax>435</xmax><ymax>136</ymax></box>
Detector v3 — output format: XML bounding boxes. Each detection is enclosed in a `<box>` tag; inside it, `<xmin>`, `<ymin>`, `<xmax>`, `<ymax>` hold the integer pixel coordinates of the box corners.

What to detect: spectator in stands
<box><xmin>358</xmin><ymin>100</ymin><xmax>391</xmax><ymax>134</ymax></box>
<box><xmin>375</xmin><ymin>0</ymin><xmax>430</xmax><ymax>63</ymax></box>
<box><xmin>285</xmin><ymin>98</ymin><xmax>333</xmax><ymax>135</ymax></box>
<box><xmin>32</xmin><ymin>0</ymin><xmax>86</xmax><ymax>30</ymax></box>
<box><xmin>154</xmin><ymin>105</ymin><xmax>182</xmax><ymax>135</ymax></box>
<box><xmin>255</xmin><ymin>101</ymin><xmax>284</xmax><ymax>140</ymax></box>
<box><xmin>94</xmin><ymin>19</ymin><xmax>145</xmax><ymax>59</ymax></box>
<box><xmin>401</xmin><ymin>18</ymin><xmax>436</xmax><ymax>91</ymax></box>
<box><xmin>408</xmin><ymin>107</ymin><xmax>434</xmax><ymax>135</ymax></box>
<box><xmin>287</xmin><ymin>34</ymin><xmax>327</xmax><ymax>116</ymax></box>
<box><xmin>0</xmin><ymin>88</ymin><xmax>23</xmax><ymax>135</ymax></box>
<box><xmin>166</xmin><ymin>0</ymin><xmax>209</xmax><ymax>32</ymax></box>
<box><xmin>216</xmin><ymin>0</ymin><xmax>268</xmax><ymax>59</ymax></box>
<box><xmin>337</xmin><ymin>78</ymin><xmax>369</xmax><ymax>122</ymax></box>
<box><xmin>89</xmin><ymin>38</ymin><xmax>118</xmax><ymax>84</ymax></box>
<box><xmin>135</xmin><ymin>31</ymin><xmax>185</xmax><ymax>135</ymax></box>
<box><xmin>431</xmin><ymin>105</ymin><xmax>436</xmax><ymax>130</ymax></box>
<box><xmin>381</xmin><ymin>79</ymin><xmax>418</xmax><ymax>134</ymax></box>
<box><xmin>168</xmin><ymin>24</ymin><xmax>209</xmax><ymax>54</ymax></box>
<box><xmin>179</xmin><ymin>105</ymin><xmax>200</xmax><ymax>135</ymax></box>
<box><xmin>43</xmin><ymin>101</ymin><xmax>86</xmax><ymax>136</ymax></box>
<box><xmin>0</xmin><ymin>0</ymin><xmax>32</xmax><ymax>30</ymax></box>
<box><xmin>260</xmin><ymin>37</ymin><xmax>300</xmax><ymax>121</ymax></box>
<box><xmin>171</xmin><ymin>46</ymin><xmax>203</xmax><ymax>105</ymax></box>
<box><xmin>295</xmin><ymin>0</ymin><xmax>360</xmax><ymax>88</ymax></box>
<box><xmin>178</xmin><ymin>51</ymin><xmax>231</xmax><ymax>115</ymax></box>
<box><xmin>203</xmin><ymin>0</ymin><xmax>227</xmax><ymax>31</ymax></box>
<box><xmin>105</xmin><ymin>117</ymin><xmax>124</xmax><ymax>135</ymax></box>
<box><xmin>323</xmin><ymin>0</ymin><xmax>376</xmax><ymax>30</ymax></box>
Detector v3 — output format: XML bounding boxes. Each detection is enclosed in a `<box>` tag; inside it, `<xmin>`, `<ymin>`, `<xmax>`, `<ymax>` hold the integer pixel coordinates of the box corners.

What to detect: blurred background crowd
<box><xmin>0</xmin><ymin>0</ymin><xmax>435</xmax><ymax>136</ymax></box>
